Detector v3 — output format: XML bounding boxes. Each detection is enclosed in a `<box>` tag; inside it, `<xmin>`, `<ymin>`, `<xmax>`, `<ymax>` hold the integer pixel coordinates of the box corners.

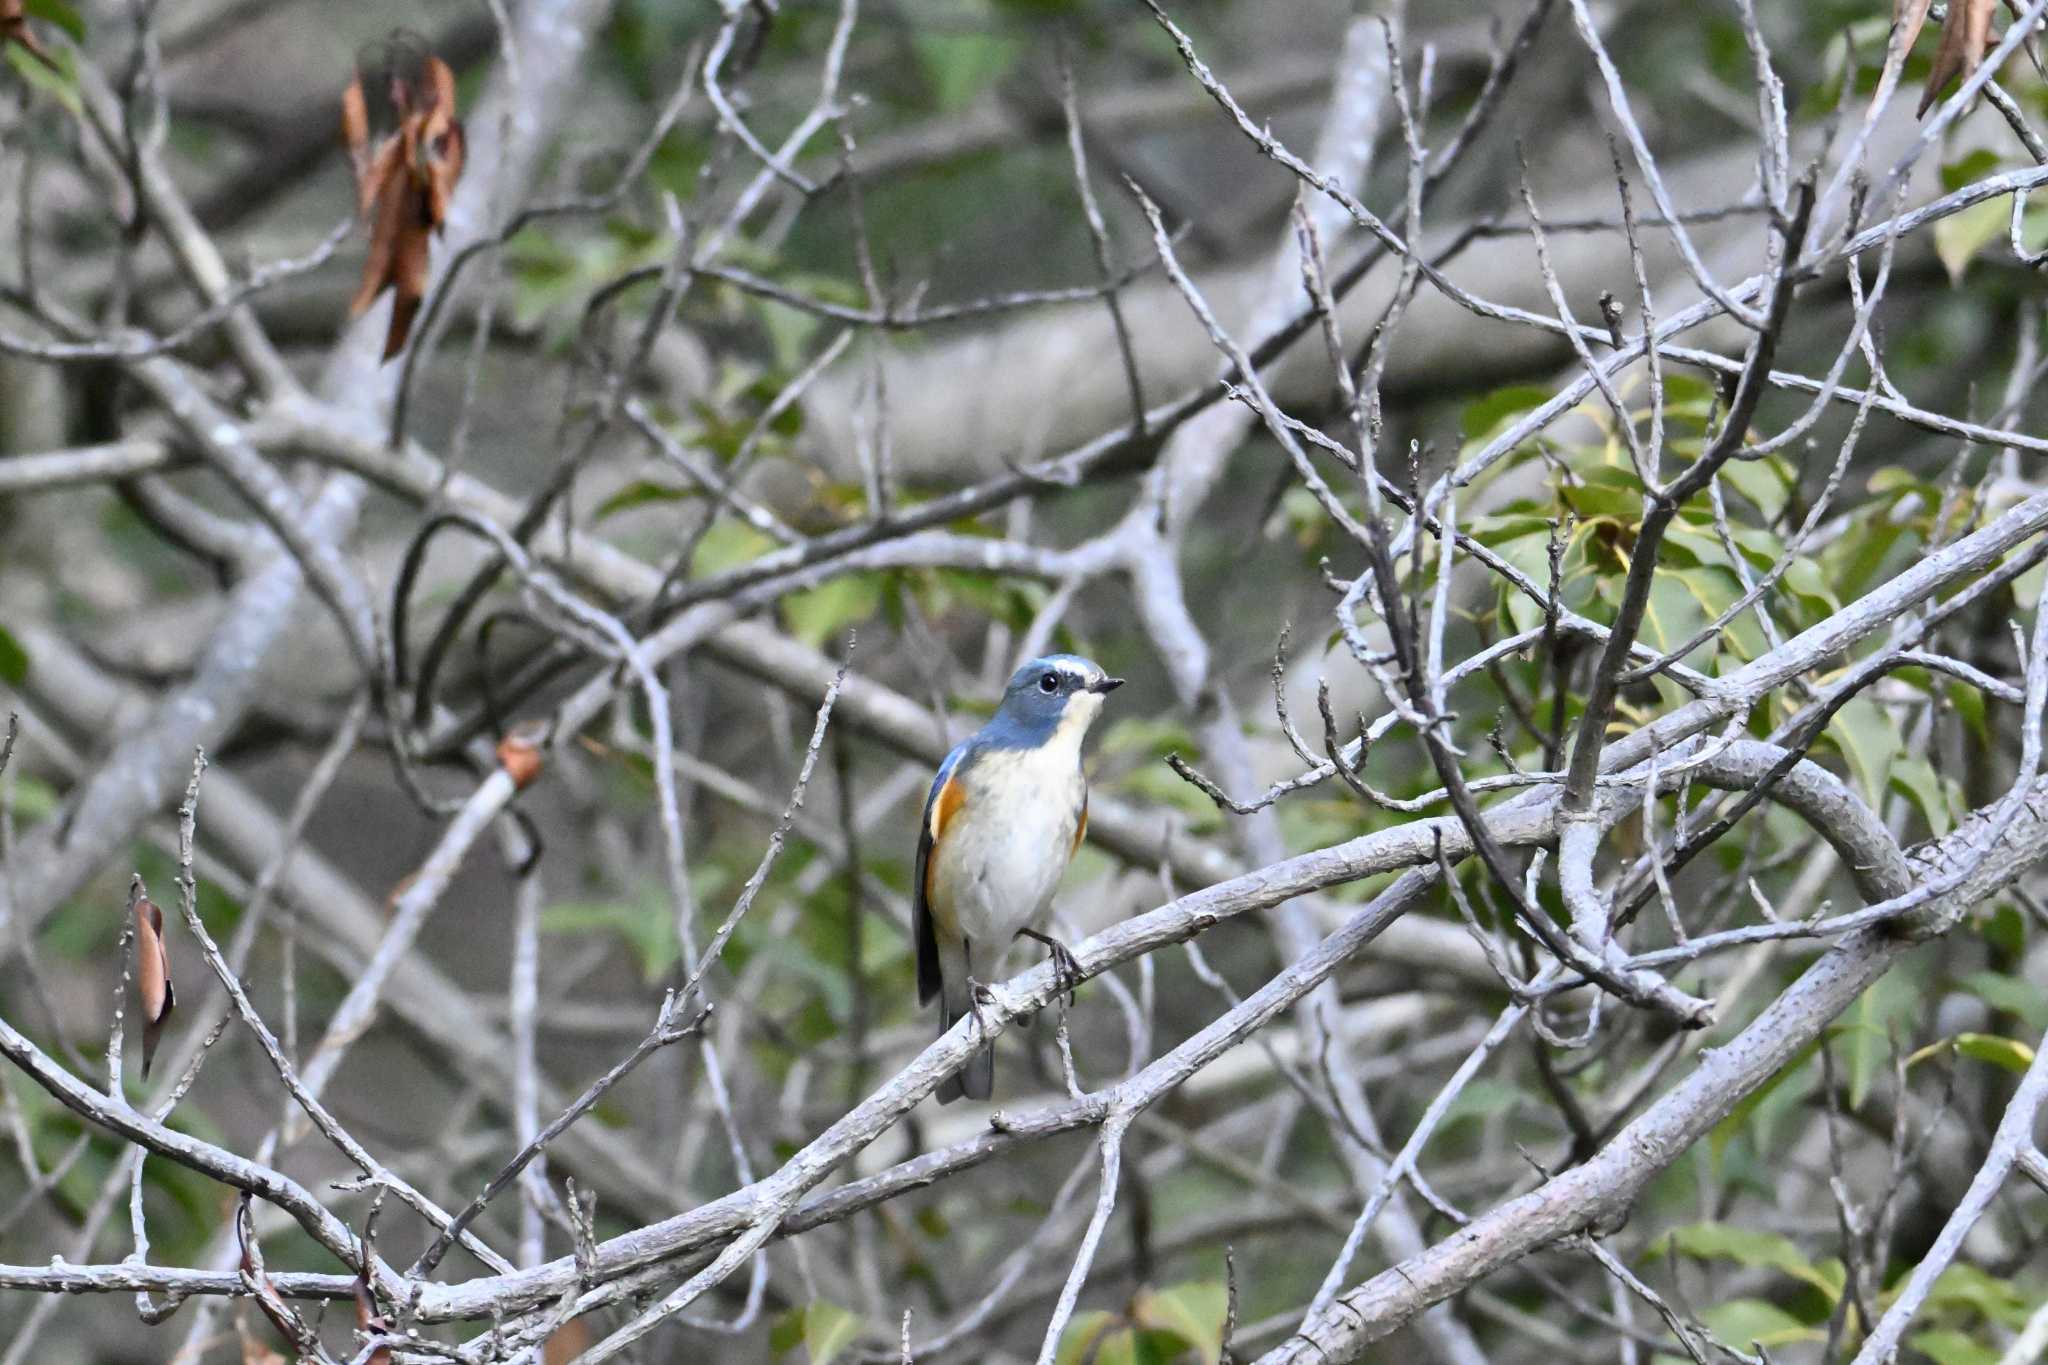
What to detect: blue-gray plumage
<box><xmin>915</xmin><ymin>654</ymin><xmax>1123</xmax><ymax>1102</ymax></box>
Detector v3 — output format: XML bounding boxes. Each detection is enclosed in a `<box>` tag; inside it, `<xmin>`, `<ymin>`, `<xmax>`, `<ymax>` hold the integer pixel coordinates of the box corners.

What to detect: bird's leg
<box><xmin>1017</xmin><ymin>927</ymin><xmax>1081</xmax><ymax>1005</ymax></box>
<box><xmin>965</xmin><ymin>976</ymin><xmax>999</xmax><ymax>1045</ymax></box>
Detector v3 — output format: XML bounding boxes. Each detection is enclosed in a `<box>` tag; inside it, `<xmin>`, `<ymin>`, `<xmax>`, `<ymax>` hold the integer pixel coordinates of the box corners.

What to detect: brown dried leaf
<box><xmin>1920</xmin><ymin>0</ymin><xmax>1997</xmax><ymax>115</ymax></box>
<box><xmin>1</xmin><ymin>0</ymin><xmax>58</xmax><ymax>72</ymax></box>
<box><xmin>497</xmin><ymin>721</ymin><xmax>547</xmax><ymax>790</ymax></box>
<box><xmin>341</xmin><ymin>74</ymin><xmax>376</xmax><ymax>215</ymax></box>
<box><xmin>1874</xmin><ymin>0</ymin><xmax>1933</xmax><ymax>121</ymax></box>
<box><xmin>340</xmin><ymin>38</ymin><xmax>465</xmax><ymax>360</ymax></box>
<box><xmin>132</xmin><ymin>893</ymin><xmax>175</xmax><ymax>1079</ymax></box>
<box><xmin>350</xmin><ymin>168</ymin><xmax>408</xmax><ymax>317</ymax></box>
<box><xmin>385</xmin><ymin>196</ymin><xmax>434</xmax><ymax>360</ymax></box>
<box><xmin>542</xmin><ymin>1318</ymin><xmax>592</xmax><ymax>1365</ymax></box>
<box><xmin>236</xmin><ymin>1194</ymin><xmax>304</xmax><ymax>1351</ymax></box>
<box><xmin>422</xmin><ymin>112</ymin><xmax>465</xmax><ymax>237</ymax></box>
<box><xmin>1894</xmin><ymin>0</ymin><xmax>1936</xmax><ymax>61</ymax></box>
<box><xmin>355</xmin><ymin>1265</ymin><xmax>392</xmax><ymax>1365</ymax></box>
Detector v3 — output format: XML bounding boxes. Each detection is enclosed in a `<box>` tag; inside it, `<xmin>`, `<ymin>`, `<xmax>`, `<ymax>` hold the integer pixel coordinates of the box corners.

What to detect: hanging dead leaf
<box><xmin>132</xmin><ymin>887</ymin><xmax>175</xmax><ymax>1079</ymax></box>
<box><xmin>496</xmin><ymin>719</ymin><xmax>548</xmax><ymax>790</ymax></box>
<box><xmin>1</xmin><ymin>0</ymin><xmax>58</xmax><ymax>72</ymax></box>
<box><xmin>236</xmin><ymin>1194</ymin><xmax>307</xmax><ymax>1351</ymax></box>
<box><xmin>340</xmin><ymin>33</ymin><xmax>466</xmax><ymax>360</ymax></box>
<box><xmin>542</xmin><ymin>1318</ymin><xmax>592</xmax><ymax>1364</ymax></box>
<box><xmin>1896</xmin><ymin>0</ymin><xmax>2037</xmax><ymax>116</ymax></box>
<box><xmin>1920</xmin><ymin>0</ymin><xmax>1994</xmax><ymax>114</ymax></box>
<box><xmin>355</xmin><ymin>1265</ymin><xmax>392</xmax><ymax>1365</ymax></box>
<box><xmin>1893</xmin><ymin>0</ymin><xmax>1936</xmax><ymax>63</ymax></box>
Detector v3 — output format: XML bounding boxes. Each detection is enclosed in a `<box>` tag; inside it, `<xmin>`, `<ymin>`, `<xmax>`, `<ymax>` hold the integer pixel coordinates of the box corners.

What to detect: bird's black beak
<box><xmin>1091</xmin><ymin>677</ymin><xmax>1125</xmax><ymax>694</ymax></box>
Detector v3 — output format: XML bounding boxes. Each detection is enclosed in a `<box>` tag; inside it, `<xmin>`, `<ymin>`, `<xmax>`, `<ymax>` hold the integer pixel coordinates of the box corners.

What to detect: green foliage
<box><xmin>504</xmin><ymin>218</ymin><xmax>674</xmax><ymax>347</ymax></box>
<box><xmin>23</xmin><ymin>0</ymin><xmax>86</xmax><ymax>40</ymax></box>
<box><xmin>1905</xmin><ymin>1031</ymin><xmax>2037</xmax><ymax>1076</ymax></box>
<box><xmin>1698</xmin><ymin>1298</ymin><xmax>1822</xmax><ymax>1351</ymax></box>
<box><xmin>0</xmin><ymin>621</ymin><xmax>28</xmax><ymax>686</ymax></box>
<box><xmin>1462</xmin><ymin>373</ymin><xmax>1818</xmax><ymax>674</ymax></box>
<box><xmin>1835</xmin><ymin>965</ymin><xmax>1925</xmax><ymax>1110</ymax></box>
<box><xmin>1830</xmin><ymin>696</ymin><xmax>1903</xmax><ymax>810</ymax></box>
<box><xmin>541</xmin><ymin>872</ymin><xmax>731</xmax><ymax>982</ymax></box>
<box><xmin>770</xmin><ymin>1300</ymin><xmax>863</xmax><ymax>1364</ymax></box>
<box><xmin>1437</xmin><ymin>1079</ymin><xmax>1524</xmax><ymax>1132</ymax></box>
<box><xmin>1710</xmin><ymin>1040</ymin><xmax>1817</xmax><ymax>1163</ymax></box>
<box><xmin>691</xmin><ymin>520</ymin><xmax>779</xmax><ymax>577</ymax></box>
<box><xmin>1913</xmin><ymin>1263</ymin><xmax>2036</xmax><ymax>1331</ymax></box>
<box><xmin>5</xmin><ymin>3</ymin><xmax>82</xmax><ymax>112</ymax></box>
<box><xmin>593</xmin><ymin>480</ymin><xmax>704</xmax><ymax>523</ymax></box>
<box><xmin>1660</xmin><ymin>1222</ymin><xmax>1844</xmax><ymax>1301</ymax></box>
<box><xmin>1909</xmin><ymin>1329</ymin><xmax>2002</xmax><ymax>1365</ymax></box>
<box><xmin>911</xmin><ymin>27</ymin><xmax>1019</xmax><ymax>114</ymax></box>
<box><xmin>1932</xmin><ymin>150</ymin><xmax>2048</xmax><ymax>281</ymax></box>
<box><xmin>783</xmin><ymin>573</ymin><xmax>886</xmax><ymax>650</ymax></box>
<box><xmin>1957</xmin><ymin>969</ymin><xmax>2048</xmax><ymax>1033</ymax></box>
<box><xmin>1055</xmin><ymin>1281</ymin><xmax>1228</xmax><ymax>1365</ymax></box>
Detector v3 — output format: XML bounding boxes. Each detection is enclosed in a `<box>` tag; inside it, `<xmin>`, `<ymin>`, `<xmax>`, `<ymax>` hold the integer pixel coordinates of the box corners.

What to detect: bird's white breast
<box><xmin>928</xmin><ymin>738</ymin><xmax>1086</xmax><ymax>957</ymax></box>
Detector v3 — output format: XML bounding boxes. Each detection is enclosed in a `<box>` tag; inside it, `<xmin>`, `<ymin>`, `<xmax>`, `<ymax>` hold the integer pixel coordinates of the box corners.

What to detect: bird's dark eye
<box><xmin>1039</xmin><ymin>672</ymin><xmax>1059</xmax><ymax>694</ymax></box>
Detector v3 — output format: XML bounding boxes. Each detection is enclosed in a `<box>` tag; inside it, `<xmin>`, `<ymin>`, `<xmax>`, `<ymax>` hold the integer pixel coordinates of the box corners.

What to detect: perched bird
<box><xmin>915</xmin><ymin>654</ymin><xmax>1123</xmax><ymax>1103</ymax></box>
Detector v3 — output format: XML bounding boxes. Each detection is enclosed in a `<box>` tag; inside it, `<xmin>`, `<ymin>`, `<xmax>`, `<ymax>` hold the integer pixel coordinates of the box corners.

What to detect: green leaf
<box><xmin>1841</xmin><ymin>968</ymin><xmax>1920</xmax><ymax>1109</ymax></box>
<box><xmin>911</xmin><ymin>25</ymin><xmax>1019</xmax><ymax>113</ymax></box>
<box><xmin>542</xmin><ymin>897</ymin><xmax>679</xmax><ymax>982</ymax></box>
<box><xmin>540</xmin><ymin>873</ymin><xmax>728</xmax><ymax>982</ymax></box>
<box><xmin>0</xmin><ymin>623</ymin><xmax>27</xmax><ymax>686</ymax></box>
<box><xmin>691</xmin><ymin>520</ymin><xmax>777</xmax><ymax>577</ymax></box>
<box><xmin>1717</xmin><ymin>455</ymin><xmax>1792</xmax><ymax>521</ymax></box>
<box><xmin>1779</xmin><ymin>553</ymin><xmax>1839</xmax><ymax>615</ymax></box>
<box><xmin>1828</xmin><ymin>696</ymin><xmax>1901</xmax><ymax>810</ymax></box>
<box><xmin>593</xmin><ymin>480</ymin><xmax>700</xmax><ymax>522</ymax></box>
<box><xmin>770</xmin><ymin>1308</ymin><xmax>804</xmax><ymax>1353</ymax></box>
<box><xmin>24</xmin><ymin>0</ymin><xmax>85</xmax><ymax>39</ymax></box>
<box><xmin>4</xmin><ymin>39</ymin><xmax>78</xmax><ymax>114</ymax></box>
<box><xmin>1979</xmin><ymin>902</ymin><xmax>2026</xmax><ymax>959</ymax></box>
<box><xmin>1918</xmin><ymin>1262</ymin><xmax>2033</xmax><ymax>1328</ymax></box>
<box><xmin>1131</xmin><ymin>1281</ymin><xmax>1227</xmax><ymax>1357</ymax></box>
<box><xmin>1954</xmin><ymin>1032</ymin><xmax>2035</xmax><ymax>1074</ymax></box>
<box><xmin>1940</xmin><ymin>149</ymin><xmax>2004</xmax><ymax>193</ymax></box>
<box><xmin>780</xmin><ymin>573</ymin><xmax>884</xmax><ymax>650</ymax></box>
<box><xmin>1439</xmin><ymin>1079</ymin><xmax>1524</xmax><ymax>1130</ymax></box>
<box><xmin>1635</xmin><ymin>572</ymin><xmax>1709</xmax><ymax>659</ymax></box>
<box><xmin>800</xmin><ymin>1300</ymin><xmax>861</xmax><ymax>1365</ymax></box>
<box><xmin>1958</xmin><ymin>970</ymin><xmax>2048</xmax><ymax>1033</ymax></box>
<box><xmin>1461</xmin><ymin>384</ymin><xmax>1553</xmax><ymax>442</ymax></box>
<box><xmin>1948</xmin><ymin>678</ymin><xmax>1990</xmax><ymax>747</ymax></box>
<box><xmin>1699</xmin><ymin>1298</ymin><xmax>1823</xmax><ymax>1349</ymax></box>
<box><xmin>1909</xmin><ymin>1329</ymin><xmax>2000</xmax><ymax>1365</ymax></box>
<box><xmin>1664</xmin><ymin>1222</ymin><xmax>1840</xmax><ymax>1300</ymax></box>
<box><xmin>1712</xmin><ymin>1040</ymin><xmax>1816</xmax><ymax>1161</ymax></box>
<box><xmin>1935</xmin><ymin>197</ymin><xmax>2009</xmax><ymax>283</ymax></box>
<box><xmin>1888</xmin><ymin>756</ymin><xmax>1953</xmax><ymax>839</ymax></box>
<box><xmin>1055</xmin><ymin>1311</ymin><xmax>1123</xmax><ymax>1365</ymax></box>
<box><xmin>1903</xmin><ymin>1031</ymin><xmax>2035</xmax><ymax>1076</ymax></box>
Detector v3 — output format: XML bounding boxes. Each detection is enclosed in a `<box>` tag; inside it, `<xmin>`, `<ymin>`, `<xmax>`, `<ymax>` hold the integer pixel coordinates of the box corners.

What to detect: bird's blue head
<box><xmin>983</xmin><ymin>654</ymin><xmax>1124</xmax><ymax>749</ymax></box>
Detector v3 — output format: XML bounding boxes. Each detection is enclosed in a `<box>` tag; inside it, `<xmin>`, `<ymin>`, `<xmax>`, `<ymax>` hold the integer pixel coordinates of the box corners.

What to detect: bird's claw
<box><xmin>1020</xmin><ymin>928</ymin><xmax>1082</xmax><ymax>1006</ymax></box>
<box><xmin>966</xmin><ymin>977</ymin><xmax>998</xmax><ymax>1044</ymax></box>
